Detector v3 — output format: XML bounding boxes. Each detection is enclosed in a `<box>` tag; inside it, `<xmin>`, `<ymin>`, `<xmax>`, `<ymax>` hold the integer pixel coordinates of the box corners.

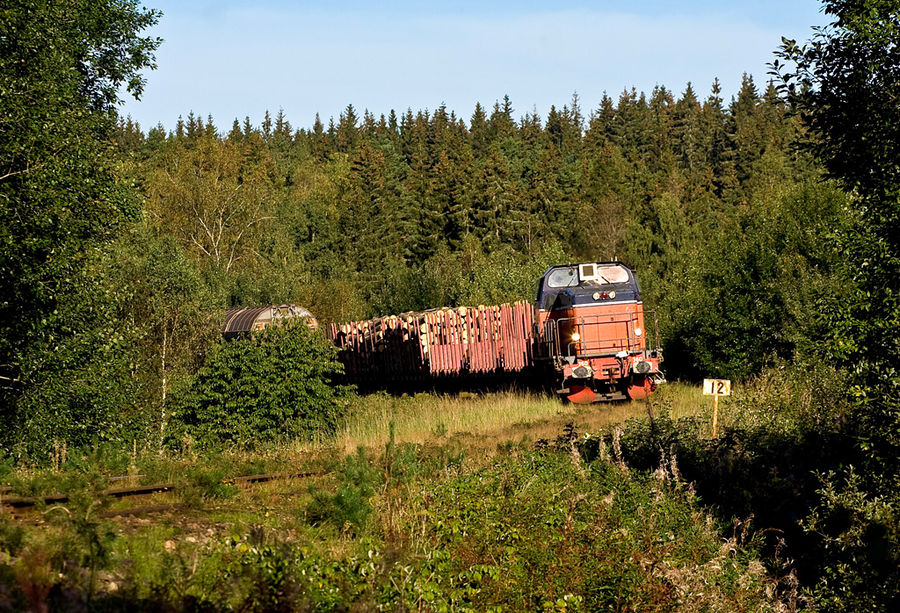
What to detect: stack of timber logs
<box><xmin>328</xmin><ymin>302</ymin><xmax>535</xmax><ymax>384</ymax></box>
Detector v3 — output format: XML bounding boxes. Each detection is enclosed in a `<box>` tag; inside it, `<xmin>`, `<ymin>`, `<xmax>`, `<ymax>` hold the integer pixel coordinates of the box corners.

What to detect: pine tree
<box><xmin>702</xmin><ymin>78</ymin><xmax>734</xmax><ymax>196</ymax></box>
<box><xmin>488</xmin><ymin>96</ymin><xmax>517</xmax><ymax>144</ymax></box>
<box><xmin>673</xmin><ymin>83</ymin><xmax>703</xmax><ymax>174</ymax></box>
<box><xmin>648</xmin><ymin>85</ymin><xmax>676</xmax><ymax>174</ymax></box>
<box><xmin>470</xmin><ymin>102</ymin><xmax>490</xmax><ymax>157</ymax></box>
<box><xmin>336</xmin><ymin>104</ymin><xmax>359</xmax><ymax>152</ymax></box>
<box><xmin>729</xmin><ymin>73</ymin><xmax>765</xmax><ymax>193</ymax></box>
<box><xmin>228</xmin><ymin>118</ymin><xmax>243</xmax><ymax>142</ymax></box>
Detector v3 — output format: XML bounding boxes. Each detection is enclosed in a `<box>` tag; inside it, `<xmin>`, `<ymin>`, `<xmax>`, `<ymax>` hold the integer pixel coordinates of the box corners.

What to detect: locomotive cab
<box><xmin>535</xmin><ymin>262</ymin><xmax>664</xmax><ymax>403</ymax></box>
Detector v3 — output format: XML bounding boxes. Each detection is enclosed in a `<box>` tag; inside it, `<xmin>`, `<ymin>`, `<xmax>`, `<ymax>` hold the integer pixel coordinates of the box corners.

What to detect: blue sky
<box><xmin>121</xmin><ymin>1</ymin><xmax>829</xmax><ymax>132</ymax></box>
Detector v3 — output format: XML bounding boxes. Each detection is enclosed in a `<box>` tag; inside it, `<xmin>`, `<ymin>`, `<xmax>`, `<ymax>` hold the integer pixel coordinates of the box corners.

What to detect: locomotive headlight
<box><xmin>634</xmin><ymin>328</ymin><xmax>642</xmax><ymax>336</ymax></box>
<box><xmin>571</xmin><ymin>332</ymin><xmax>581</xmax><ymax>342</ymax></box>
<box><xmin>592</xmin><ymin>291</ymin><xmax>601</xmax><ymax>300</ymax></box>
<box><xmin>573</xmin><ymin>365</ymin><xmax>593</xmax><ymax>378</ymax></box>
<box><xmin>634</xmin><ymin>361</ymin><xmax>652</xmax><ymax>374</ymax></box>
<box><xmin>609</xmin><ymin>291</ymin><xmax>616</xmax><ymax>299</ymax></box>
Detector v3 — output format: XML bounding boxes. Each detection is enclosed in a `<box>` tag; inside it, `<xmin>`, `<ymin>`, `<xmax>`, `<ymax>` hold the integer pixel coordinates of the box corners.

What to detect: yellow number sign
<box><xmin>703</xmin><ymin>378</ymin><xmax>731</xmax><ymax>439</ymax></box>
<box><xmin>703</xmin><ymin>379</ymin><xmax>731</xmax><ymax>396</ymax></box>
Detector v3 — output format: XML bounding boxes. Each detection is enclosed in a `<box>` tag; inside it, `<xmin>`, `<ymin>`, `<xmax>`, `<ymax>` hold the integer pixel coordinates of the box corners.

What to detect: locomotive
<box><xmin>533</xmin><ymin>262</ymin><xmax>664</xmax><ymax>403</ymax></box>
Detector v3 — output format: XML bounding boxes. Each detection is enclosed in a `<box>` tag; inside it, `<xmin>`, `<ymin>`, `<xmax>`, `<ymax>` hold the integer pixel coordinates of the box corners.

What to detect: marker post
<box><xmin>702</xmin><ymin>379</ymin><xmax>732</xmax><ymax>438</ymax></box>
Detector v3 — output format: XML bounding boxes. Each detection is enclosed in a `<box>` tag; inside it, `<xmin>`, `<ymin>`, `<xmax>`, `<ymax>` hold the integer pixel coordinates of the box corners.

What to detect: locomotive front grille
<box><xmin>542</xmin><ymin>310</ymin><xmax>660</xmax><ymax>363</ymax></box>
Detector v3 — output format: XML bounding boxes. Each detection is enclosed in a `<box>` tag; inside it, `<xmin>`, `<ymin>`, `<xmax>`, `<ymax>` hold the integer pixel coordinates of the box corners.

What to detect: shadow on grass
<box><xmin>577</xmin><ymin>406</ymin><xmax>900</xmax><ymax>608</ymax></box>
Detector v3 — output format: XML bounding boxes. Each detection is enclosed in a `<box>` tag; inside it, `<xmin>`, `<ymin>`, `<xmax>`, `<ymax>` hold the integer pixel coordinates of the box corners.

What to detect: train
<box><xmin>326</xmin><ymin>261</ymin><xmax>665</xmax><ymax>403</ymax></box>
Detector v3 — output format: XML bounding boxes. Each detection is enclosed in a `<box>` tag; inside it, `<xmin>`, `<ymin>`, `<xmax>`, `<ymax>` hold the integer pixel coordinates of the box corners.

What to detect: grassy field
<box><xmin>0</xmin><ymin>382</ymin><xmax>708</xmax><ymax>491</ymax></box>
<box><xmin>0</xmin><ymin>382</ymin><xmax>782</xmax><ymax>611</ymax></box>
<box><xmin>2</xmin><ymin>380</ymin><xmax>808</xmax><ymax>611</ymax></box>
<box><xmin>332</xmin><ymin>381</ymin><xmax>707</xmax><ymax>453</ymax></box>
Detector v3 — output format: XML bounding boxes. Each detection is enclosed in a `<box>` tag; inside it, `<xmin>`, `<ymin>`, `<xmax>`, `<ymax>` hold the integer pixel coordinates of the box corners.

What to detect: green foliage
<box><xmin>803</xmin><ymin>467</ymin><xmax>900</xmax><ymax>612</ymax></box>
<box><xmin>0</xmin><ymin>0</ymin><xmax>159</xmax><ymax>455</ymax></box>
<box><xmin>769</xmin><ymin>4</ymin><xmax>900</xmax><ymax>610</ymax></box>
<box><xmin>0</xmin><ymin>514</ymin><xmax>25</xmax><ymax>558</ymax></box>
<box><xmin>7</xmin><ymin>253</ymin><xmax>142</xmax><ymax>457</ymax></box>
<box><xmin>177</xmin><ymin>320</ymin><xmax>353</xmax><ymax>449</ymax></box>
<box><xmin>114</xmin><ymin>228</ymin><xmax>220</xmax><ymax>448</ymax></box>
<box><xmin>120</xmin><ymin>78</ymin><xmax>842</xmax><ymax>385</ymax></box>
<box><xmin>421</xmin><ymin>237</ymin><xmax>569</xmax><ymax>309</ymax></box>
<box><xmin>1</xmin><ymin>2</ymin><xmax>860</xmax><ymax>456</ymax></box>
<box><xmin>774</xmin><ymin>1</ymin><xmax>900</xmax><ymax>201</ymax></box>
<box><xmin>775</xmin><ymin>0</ymin><xmax>900</xmax><ymax>394</ymax></box>
<box><xmin>0</xmin><ymin>440</ymin><xmax>775</xmax><ymax>611</ymax></box>
<box><xmin>179</xmin><ymin>467</ymin><xmax>239</xmax><ymax>507</ymax></box>
<box><xmin>637</xmin><ymin>169</ymin><xmax>849</xmax><ymax>380</ymax></box>
<box><xmin>385</xmin><ymin>449</ymin><xmax>771</xmax><ymax>611</ymax></box>
<box><xmin>306</xmin><ymin>447</ymin><xmax>377</xmax><ymax>532</ymax></box>
<box><xmin>717</xmin><ymin>362</ymin><xmax>847</xmax><ymax>435</ymax></box>
<box><xmin>7</xmin><ymin>2</ymin><xmax>897</xmax><ymax>605</ymax></box>
<box><xmin>598</xmin><ymin>372</ymin><xmax>899</xmax><ymax>612</ymax></box>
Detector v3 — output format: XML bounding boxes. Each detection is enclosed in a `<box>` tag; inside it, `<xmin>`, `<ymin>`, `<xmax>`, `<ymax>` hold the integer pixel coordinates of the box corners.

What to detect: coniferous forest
<box><xmin>2</xmin><ymin>1</ymin><xmax>900</xmax><ymax>611</ymax></box>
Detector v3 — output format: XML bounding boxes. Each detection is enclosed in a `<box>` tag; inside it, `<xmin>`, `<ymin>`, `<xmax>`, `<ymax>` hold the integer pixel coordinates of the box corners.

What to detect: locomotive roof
<box><xmin>540</xmin><ymin>261</ymin><xmax>633</xmax><ymax>276</ymax></box>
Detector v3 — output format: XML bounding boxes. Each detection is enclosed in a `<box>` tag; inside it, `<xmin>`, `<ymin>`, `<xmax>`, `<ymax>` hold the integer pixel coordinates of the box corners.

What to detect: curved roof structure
<box><xmin>222</xmin><ymin>304</ymin><xmax>318</xmax><ymax>339</ymax></box>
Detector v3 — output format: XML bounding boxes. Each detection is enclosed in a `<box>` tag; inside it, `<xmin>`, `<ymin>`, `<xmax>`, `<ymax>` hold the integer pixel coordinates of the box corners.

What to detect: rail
<box><xmin>0</xmin><ymin>470</ymin><xmax>323</xmax><ymax>511</ymax></box>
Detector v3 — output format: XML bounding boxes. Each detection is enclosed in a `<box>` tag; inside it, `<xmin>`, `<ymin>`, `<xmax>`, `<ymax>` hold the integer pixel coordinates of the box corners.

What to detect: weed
<box><xmin>306</xmin><ymin>447</ymin><xmax>378</xmax><ymax>533</ymax></box>
<box><xmin>180</xmin><ymin>467</ymin><xmax>239</xmax><ymax>508</ymax></box>
<box><xmin>12</xmin><ymin>545</ymin><xmax>55</xmax><ymax>612</ymax></box>
<box><xmin>0</xmin><ymin>515</ymin><xmax>24</xmax><ymax>558</ymax></box>
<box><xmin>431</xmin><ymin>421</ymin><xmax>448</xmax><ymax>437</ymax></box>
<box><xmin>0</xmin><ymin>390</ymin><xmax>789</xmax><ymax>610</ymax></box>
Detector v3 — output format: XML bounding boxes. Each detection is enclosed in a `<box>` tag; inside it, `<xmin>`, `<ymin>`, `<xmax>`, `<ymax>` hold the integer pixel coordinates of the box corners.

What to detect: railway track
<box><xmin>0</xmin><ymin>470</ymin><xmax>323</xmax><ymax>512</ymax></box>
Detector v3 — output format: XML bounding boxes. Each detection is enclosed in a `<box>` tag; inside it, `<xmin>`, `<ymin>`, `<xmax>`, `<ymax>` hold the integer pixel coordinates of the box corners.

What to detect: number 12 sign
<box><xmin>703</xmin><ymin>379</ymin><xmax>731</xmax><ymax>396</ymax></box>
<box><xmin>703</xmin><ymin>378</ymin><xmax>731</xmax><ymax>438</ymax></box>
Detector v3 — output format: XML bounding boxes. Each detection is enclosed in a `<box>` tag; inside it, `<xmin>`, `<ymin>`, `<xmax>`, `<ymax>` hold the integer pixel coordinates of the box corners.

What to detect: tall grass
<box><xmin>332</xmin><ymin>382</ymin><xmax>704</xmax><ymax>452</ymax></box>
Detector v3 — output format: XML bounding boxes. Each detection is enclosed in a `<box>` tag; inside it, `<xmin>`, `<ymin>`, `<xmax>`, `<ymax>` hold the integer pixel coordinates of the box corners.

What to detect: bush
<box><xmin>306</xmin><ymin>447</ymin><xmax>378</xmax><ymax>532</ymax></box>
<box><xmin>804</xmin><ymin>465</ymin><xmax>900</xmax><ymax>612</ymax></box>
<box><xmin>175</xmin><ymin>320</ymin><xmax>353</xmax><ymax>449</ymax></box>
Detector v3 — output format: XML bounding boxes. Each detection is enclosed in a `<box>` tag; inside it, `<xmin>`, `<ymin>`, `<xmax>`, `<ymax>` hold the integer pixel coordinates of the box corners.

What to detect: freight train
<box><xmin>327</xmin><ymin>261</ymin><xmax>664</xmax><ymax>403</ymax></box>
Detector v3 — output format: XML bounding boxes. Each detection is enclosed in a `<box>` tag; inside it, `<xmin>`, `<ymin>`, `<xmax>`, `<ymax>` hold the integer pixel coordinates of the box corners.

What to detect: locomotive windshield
<box><xmin>590</xmin><ymin>265</ymin><xmax>630</xmax><ymax>284</ymax></box>
<box><xmin>538</xmin><ymin>263</ymin><xmax>638</xmax><ymax>310</ymax></box>
<box><xmin>547</xmin><ymin>267</ymin><xmax>579</xmax><ymax>288</ymax></box>
<box><xmin>546</xmin><ymin>264</ymin><xmax>630</xmax><ymax>288</ymax></box>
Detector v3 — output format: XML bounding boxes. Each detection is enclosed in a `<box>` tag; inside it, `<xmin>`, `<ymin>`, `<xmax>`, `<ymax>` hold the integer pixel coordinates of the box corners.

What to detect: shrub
<box><xmin>724</xmin><ymin>361</ymin><xmax>850</xmax><ymax>434</ymax></box>
<box><xmin>306</xmin><ymin>447</ymin><xmax>378</xmax><ymax>532</ymax></box>
<box><xmin>179</xmin><ymin>467</ymin><xmax>239</xmax><ymax>507</ymax></box>
<box><xmin>175</xmin><ymin>320</ymin><xmax>353</xmax><ymax>449</ymax></box>
<box><xmin>804</xmin><ymin>466</ymin><xmax>900</xmax><ymax>612</ymax></box>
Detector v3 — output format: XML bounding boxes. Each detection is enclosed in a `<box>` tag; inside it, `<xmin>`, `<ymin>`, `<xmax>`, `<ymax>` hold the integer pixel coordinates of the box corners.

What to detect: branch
<box><xmin>0</xmin><ymin>164</ymin><xmax>44</xmax><ymax>183</ymax></box>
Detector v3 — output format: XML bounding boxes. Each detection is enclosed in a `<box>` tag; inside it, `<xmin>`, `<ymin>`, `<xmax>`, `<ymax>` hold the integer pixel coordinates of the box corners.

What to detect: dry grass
<box><xmin>328</xmin><ymin>381</ymin><xmax>705</xmax><ymax>454</ymax></box>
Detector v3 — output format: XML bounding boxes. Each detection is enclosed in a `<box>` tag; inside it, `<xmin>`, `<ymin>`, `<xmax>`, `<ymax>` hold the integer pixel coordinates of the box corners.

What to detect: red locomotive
<box><xmin>326</xmin><ymin>262</ymin><xmax>664</xmax><ymax>402</ymax></box>
<box><xmin>533</xmin><ymin>262</ymin><xmax>664</xmax><ymax>403</ymax></box>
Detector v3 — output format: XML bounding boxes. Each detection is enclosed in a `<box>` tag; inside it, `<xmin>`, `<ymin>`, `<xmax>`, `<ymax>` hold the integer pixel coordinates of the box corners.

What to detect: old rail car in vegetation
<box><xmin>329</xmin><ymin>262</ymin><xmax>664</xmax><ymax>402</ymax></box>
<box><xmin>223</xmin><ymin>304</ymin><xmax>318</xmax><ymax>338</ymax></box>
